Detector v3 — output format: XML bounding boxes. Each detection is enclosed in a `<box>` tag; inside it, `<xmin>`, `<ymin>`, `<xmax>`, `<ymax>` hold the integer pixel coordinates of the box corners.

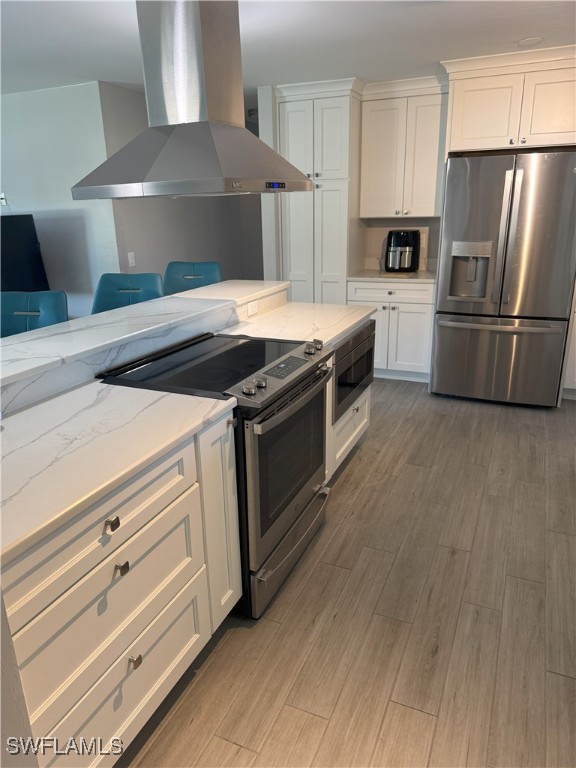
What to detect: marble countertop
<box><xmin>0</xmin><ymin>296</ymin><xmax>234</xmax><ymax>386</ymax></box>
<box><xmin>173</xmin><ymin>280</ymin><xmax>289</xmax><ymax>304</ymax></box>
<box><xmin>225</xmin><ymin>302</ymin><xmax>376</xmax><ymax>346</ymax></box>
<box><xmin>1</xmin><ymin>381</ymin><xmax>234</xmax><ymax>560</ymax></box>
<box><xmin>1</xmin><ymin>285</ymin><xmax>376</xmax><ymax>556</ymax></box>
<box><xmin>349</xmin><ymin>270</ymin><xmax>437</xmax><ymax>283</ymax></box>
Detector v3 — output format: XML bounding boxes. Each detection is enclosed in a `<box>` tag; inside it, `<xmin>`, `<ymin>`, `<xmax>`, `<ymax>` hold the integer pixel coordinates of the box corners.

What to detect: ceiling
<box><xmin>2</xmin><ymin>1</ymin><xmax>575</xmax><ymax>112</ymax></box>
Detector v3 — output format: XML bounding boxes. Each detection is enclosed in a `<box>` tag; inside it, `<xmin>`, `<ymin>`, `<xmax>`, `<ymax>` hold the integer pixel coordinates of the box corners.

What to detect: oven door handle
<box><xmin>252</xmin><ymin>367</ymin><xmax>331</xmax><ymax>436</ymax></box>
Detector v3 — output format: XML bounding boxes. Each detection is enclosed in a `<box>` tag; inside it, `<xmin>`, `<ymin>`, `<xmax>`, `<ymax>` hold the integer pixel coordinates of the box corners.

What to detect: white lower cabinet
<box><xmin>386</xmin><ymin>302</ymin><xmax>434</xmax><ymax>374</ymax></box>
<box><xmin>196</xmin><ymin>416</ymin><xmax>242</xmax><ymax>631</ymax></box>
<box><xmin>348</xmin><ymin>281</ymin><xmax>435</xmax><ymax>378</ymax></box>
<box><xmin>330</xmin><ymin>386</ymin><xmax>371</xmax><ymax>474</ymax></box>
<box><xmin>43</xmin><ymin>571</ymin><xmax>211</xmax><ymax>768</ymax></box>
<box><xmin>1</xmin><ymin>410</ymin><xmax>241</xmax><ymax>767</ymax></box>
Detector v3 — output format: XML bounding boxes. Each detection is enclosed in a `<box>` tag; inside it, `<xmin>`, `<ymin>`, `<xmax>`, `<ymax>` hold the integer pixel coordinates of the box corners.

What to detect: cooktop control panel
<box><xmin>263</xmin><ymin>356</ymin><xmax>308</xmax><ymax>379</ymax></box>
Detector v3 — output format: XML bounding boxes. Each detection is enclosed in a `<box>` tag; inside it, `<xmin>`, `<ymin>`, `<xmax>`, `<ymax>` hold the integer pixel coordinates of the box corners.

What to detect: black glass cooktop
<box><xmin>100</xmin><ymin>333</ymin><xmax>303</xmax><ymax>397</ymax></box>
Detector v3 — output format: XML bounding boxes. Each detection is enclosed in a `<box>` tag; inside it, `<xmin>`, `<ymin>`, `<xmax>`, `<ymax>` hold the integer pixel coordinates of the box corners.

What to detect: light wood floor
<box><xmin>120</xmin><ymin>381</ymin><xmax>576</xmax><ymax>768</ymax></box>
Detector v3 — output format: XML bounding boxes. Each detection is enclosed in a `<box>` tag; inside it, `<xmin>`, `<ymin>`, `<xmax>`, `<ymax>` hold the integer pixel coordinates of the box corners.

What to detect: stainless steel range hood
<box><xmin>72</xmin><ymin>1</ymin><xmax>312</xmax><ymax>199</ymax></box>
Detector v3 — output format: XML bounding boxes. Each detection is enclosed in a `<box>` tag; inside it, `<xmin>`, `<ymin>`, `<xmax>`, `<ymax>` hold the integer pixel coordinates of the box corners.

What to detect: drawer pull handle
<box><xmin>115</xmin><ymin>561</ymin><xmax>130</xmax><ymax>577</ymax></box>
<box><xmin>352</xmin><ymin>406</ymin><xmax>360</xmax><ymax>413</ymax></box>
<box><xmin>104</xmin><ymin>516</ymin><xmax>120</xmax><ymax>533</ymax></box>
<box><xmin>388</xmin><ymin>291</ymin><xmax>394</xmax><ymax>295</ymax></box>
<box><xmin>129</xmin><ymin>654</ymin><xmax>142</xmax><ymax>669</ymax></box>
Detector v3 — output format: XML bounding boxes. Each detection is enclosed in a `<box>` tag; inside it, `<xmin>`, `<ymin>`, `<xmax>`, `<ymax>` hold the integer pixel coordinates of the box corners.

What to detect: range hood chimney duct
<box><xmin>72</xmin><ymin>1</ymin><xmax>312</xmax><ymax>199</ymax></box>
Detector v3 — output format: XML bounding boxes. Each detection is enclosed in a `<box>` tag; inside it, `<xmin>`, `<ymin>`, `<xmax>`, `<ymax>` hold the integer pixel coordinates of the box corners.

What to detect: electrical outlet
<box><xmin>247</xmin><ymin>301</ymin><xmax>258</xmax><ymax>317</ymax></box>
<box><xmin>127</xmin><ymin>251</ymin><xmax>136</xmax><ymax>267</ymax></box>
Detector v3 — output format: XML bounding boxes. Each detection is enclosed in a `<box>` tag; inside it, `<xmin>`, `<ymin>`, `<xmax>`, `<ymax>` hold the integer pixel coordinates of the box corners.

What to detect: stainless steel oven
<box><xmin>98</xmin><ymin>331</ymin><xmax>333</xmax><ymax>619</ymax></box>
<box><xmin>333</xmin><ymin>320</ymin><xmax>375</xmax><ymax>423</ymax></box>
<box><xmin>237</xmin><ymin>364</ymin><xmax>331</xmax><ymax>616</ymax></box>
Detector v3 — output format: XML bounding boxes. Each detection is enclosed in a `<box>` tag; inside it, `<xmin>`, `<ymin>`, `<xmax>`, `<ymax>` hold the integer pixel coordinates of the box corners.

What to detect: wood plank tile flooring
<box><xmin>120</xmin><ymin>381</ymin><xmax>576</xmax><ymax>768</ymax></box>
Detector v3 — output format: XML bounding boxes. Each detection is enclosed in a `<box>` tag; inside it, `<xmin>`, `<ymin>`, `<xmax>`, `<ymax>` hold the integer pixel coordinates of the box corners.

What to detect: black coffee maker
<box><xmin>381</xmin><ymin>230</ymin><xmax>420</xmax><ymax>272</ymax></box>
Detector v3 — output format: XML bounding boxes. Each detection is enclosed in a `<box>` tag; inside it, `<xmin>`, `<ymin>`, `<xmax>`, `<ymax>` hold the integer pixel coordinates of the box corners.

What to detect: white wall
<box><xmin>98</xmin><ymin>82</ymin><xmax>263</xmax><ymax>281</ymax></box>
<box><xmin>1</xmin><ymin>82</ymin><xmax>120</xmax><ymax>317</ymax></box>
<box><xmin>1</xmin><ymin>81</ymin><xmax>264</xmax><ymax>320</ymax></box>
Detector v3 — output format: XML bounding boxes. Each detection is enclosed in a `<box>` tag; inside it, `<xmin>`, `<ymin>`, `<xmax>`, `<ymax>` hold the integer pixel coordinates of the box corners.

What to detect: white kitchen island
<box><xmin>1</xmin><ymin>281</ymin><xmax>374</xmax><ymax>768</ymax></box>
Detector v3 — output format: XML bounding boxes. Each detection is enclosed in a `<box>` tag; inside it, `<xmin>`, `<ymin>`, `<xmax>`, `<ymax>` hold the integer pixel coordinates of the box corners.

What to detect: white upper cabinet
<box><xmin>449</xmin><ymin>74</ymin><xmax>525</xmax><ymax>150</ymax></box>
<box><xmin>360</xmin><ymin>93</ymin><xmax>444</xmax><ymax>218</ymax></box>
<box><xmin>360</xmin><ymin>98</ymin><xmax>406</xmax><ymax>217</ymax></box>
<box><xmin>278</xmin><ymin>100</ymin><xmax>314</xmax><ymax>175</ymax></box>
<box><xmin>273</xmin><ymin>82</ymin><xmax>361</xmax><ymax>304</ymax></box>
<box><xmin>279</xmin><ymin>95</ymin><xmax>350</xmax><ymax>179</ymax></box>
<box><xmin>520</xmin><ymin>69</ymin><xmax>576</xmax><ymax>146</ymax></box>
<box><xmin>448</xmin><ymin>68</ymin><xmax>576</xmax><ymax>151</ymax></box>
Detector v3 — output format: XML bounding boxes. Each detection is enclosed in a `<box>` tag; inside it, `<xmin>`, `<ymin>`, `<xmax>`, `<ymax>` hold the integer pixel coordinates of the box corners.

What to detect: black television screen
<box><xmin>1</xmin><ymin>214</ymin><xmax>50</xmax><ymax>291</ymax></box>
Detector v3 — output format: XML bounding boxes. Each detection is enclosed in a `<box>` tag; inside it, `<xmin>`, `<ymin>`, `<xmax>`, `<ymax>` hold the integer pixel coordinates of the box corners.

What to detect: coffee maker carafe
<box><xmin>381</xmin><ymin>230</ymin><xmax>420</xmax><ymax>272</ymax></box>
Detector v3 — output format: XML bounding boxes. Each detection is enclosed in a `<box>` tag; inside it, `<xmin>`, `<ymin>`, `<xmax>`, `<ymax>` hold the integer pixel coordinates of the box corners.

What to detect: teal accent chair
<box><xmin>91</xmin><ymin>273</ymin><xmax>163</xmax><ymax>314</ymax></box>
<box><xmin>163</xmin><ymin>261</ymin><xmax>222</xmax><ymax>295</ymax></box>
<box><xmin>1</xmin><ymin>291</ymin><xmax>68</xmax><ymax>337</ymax></box>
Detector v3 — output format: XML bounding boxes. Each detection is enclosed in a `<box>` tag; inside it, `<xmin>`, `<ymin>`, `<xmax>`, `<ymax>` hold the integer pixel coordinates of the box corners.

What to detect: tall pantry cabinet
<box><xmin>258</xmin><ymin>80</ymin><xmax>363</xmax><ymax>303</ymax></box>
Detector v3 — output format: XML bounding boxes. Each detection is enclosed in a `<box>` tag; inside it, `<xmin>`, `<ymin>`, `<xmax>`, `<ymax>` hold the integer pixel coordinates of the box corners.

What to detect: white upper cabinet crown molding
<box><xmin>362</xmin><ymin>75</ymin><xmax>448</xmax><ymax>101</ymax></box>
<box><xmin>442</xmin><ymin>44</ymin><xmax>576</xmax><ymax>79</ymax></box>
<box><xmin>274</xmin><ymin>78</ymin><xmax>364</xmax><ymax>100</ymax></box>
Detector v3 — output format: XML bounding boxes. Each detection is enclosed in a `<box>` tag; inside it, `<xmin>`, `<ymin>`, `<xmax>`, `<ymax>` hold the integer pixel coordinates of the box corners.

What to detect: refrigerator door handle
<box><xmin>492</xmin><ymin>169</ymin><xmax>515</xmax><ymax>304</ymax></box>
<box><xmin>501</xmin><ymin>169</ymin><xmax>524</xmax><ymax>305</ymax></box>
<box><xmin>437</xmin><ymin>319</ymin><xmax>563</xmax><ymax>334</ymax></box>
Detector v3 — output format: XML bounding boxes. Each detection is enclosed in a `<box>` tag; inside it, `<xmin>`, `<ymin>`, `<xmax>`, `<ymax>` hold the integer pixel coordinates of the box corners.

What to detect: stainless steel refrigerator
<box><xmin>431</xmin><ymin>151</ymin><xmax>576</xmax><ymax>407</ymax></box>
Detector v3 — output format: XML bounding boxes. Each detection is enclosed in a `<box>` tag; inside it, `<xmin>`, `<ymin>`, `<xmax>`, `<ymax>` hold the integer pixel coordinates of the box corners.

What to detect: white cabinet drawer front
<box><xmin>347</xmin><ymin>281</ymin><xmax>434</xmax><ymax>304</ymax></box>
<box><xmin>42</xmin><ymin>570</ymin><xmax>211</xmax><ymax>768</ymax></box>
<box><xmin>15</xmin><ymin>485</ymin><xmax>204</xmax><ymax>735</ymax></box>
<box><xmin>333</xmin><ymin>387</ymin><xmax>371</xmax><ymax>469</ymax></box>
<box><xmin>3</xmin><ymin>440</ymin><xmax>197</xmax><ymax>635</ymax></box>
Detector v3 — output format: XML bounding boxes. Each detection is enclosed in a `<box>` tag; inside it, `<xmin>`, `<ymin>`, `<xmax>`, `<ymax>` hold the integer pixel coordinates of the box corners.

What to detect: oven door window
<box><xmin>256</xmin><ymin>387</ymin><xmax>325</xmax><ymax>538</ymax></box>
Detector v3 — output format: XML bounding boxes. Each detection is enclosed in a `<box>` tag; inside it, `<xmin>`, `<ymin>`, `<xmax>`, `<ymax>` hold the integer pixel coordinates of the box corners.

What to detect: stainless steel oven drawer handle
<box><xmin>438</xmin><ymin>320</ymin><xmax>562</xmax><ymax>334</ymax></box>
<box><xmin>256</xmin><ymin>489</ymin><xmax>330</xmax><ymax>582</ymax></box>
<box><xmin>252</xmin><ymin>368</ymin><xmax>331</xmax><ymax>436</ymax></box>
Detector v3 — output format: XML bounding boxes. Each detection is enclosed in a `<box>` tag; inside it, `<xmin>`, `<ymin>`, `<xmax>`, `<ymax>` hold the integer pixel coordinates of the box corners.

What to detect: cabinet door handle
<box><xmin>391</xmin><ymin>306</ymin><xmax>398</xmax><ymax>310</ymax></box>
<box><xmin>314</xmin><ymin>172</ymin><xmax>320</xmax><ymax>177</ymax></box>
<box><xmin>509</xmin><ymin>138</ymin><xmax>516</xmax><ymax>145</ymax></box>
<box><xmin>403</xmin><ymin>210</ymin><xmax>409</xmax><ymax>215</ymax></box>
<box><xmin>115</xmin><ymin>561</ymin><xmax>130</xmax><ymax>577</ymax></box>
<box><xmin>129</xmin><ymin>654</ymin><xmax>143</xmax><ymax>669</ymax></box>
<box><xmin>306</xmin><ymin>173</ymin><xmax>311</xmax><ymax>178</ymax></box>
<box><xmin>395</xmin><ymin>209</ymin><xmax>401</xmax><ymax>215</ymax></box>
<box><xmin>388</xmin><ymin>290</ymin><xmax>394</xmax><ymax>295</ymax></box>
<box><xmin>352</xmin><ymin>406</ymin><xmax>360</xmax><ymax>413</ymax></box>
<box><xmin>104</xmin><ymin>516</ymin><xmax>120</xmax><ymax>533</ymax></box>
<box><xmin>227</xmin><ymin>418</ymin><xmax>237</xmax><ymax>428</ymax></box>
<box><xmin>520</xmin><ymin>137</ymin><xmax>527</xmax><ymax>144</ymax></box>
<box><xmin>315</xmin><ymin>184</ymin><xmax>321</xmax><ymax>189</ymax></box>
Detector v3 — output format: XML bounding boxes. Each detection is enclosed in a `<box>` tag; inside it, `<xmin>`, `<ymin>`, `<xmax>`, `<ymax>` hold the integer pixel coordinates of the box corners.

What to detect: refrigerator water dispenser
<box><xmin>448</xmin><ymin>241</ymin><xmax>493</xmax><ymax>300</ymax></box>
